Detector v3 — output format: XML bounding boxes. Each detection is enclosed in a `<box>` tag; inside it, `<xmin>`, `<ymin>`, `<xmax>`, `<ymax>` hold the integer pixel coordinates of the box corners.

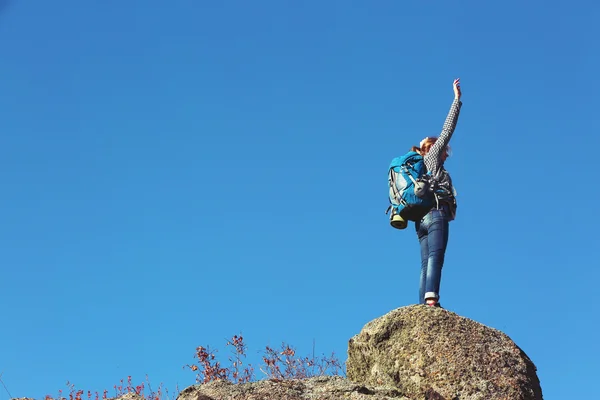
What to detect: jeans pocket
<box><xmin>431</xmin><ymin>209</ymin><xmax>444</xmax><ymax>218</ymax></box>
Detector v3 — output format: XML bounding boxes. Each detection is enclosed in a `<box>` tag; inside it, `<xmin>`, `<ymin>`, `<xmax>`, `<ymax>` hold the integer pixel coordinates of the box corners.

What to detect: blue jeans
<box><xmin>415</xmin><ymin>207</ymin><xmax>450</xmax><ymax>304</ymax></box>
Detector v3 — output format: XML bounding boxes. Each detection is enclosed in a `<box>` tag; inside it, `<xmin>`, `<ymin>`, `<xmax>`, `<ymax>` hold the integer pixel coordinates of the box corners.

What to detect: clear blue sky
<box><xmin>1</xmin><ymin>1</ymin><xmax>598</xmax><ymax>399</ymax></box>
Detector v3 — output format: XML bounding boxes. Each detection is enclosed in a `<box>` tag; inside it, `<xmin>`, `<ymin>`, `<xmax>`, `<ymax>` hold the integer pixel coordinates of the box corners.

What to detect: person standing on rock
<box><xmin>411</xmin><ymin>78</ymin><xmax>462</xmax><ymax>307</ymax></box>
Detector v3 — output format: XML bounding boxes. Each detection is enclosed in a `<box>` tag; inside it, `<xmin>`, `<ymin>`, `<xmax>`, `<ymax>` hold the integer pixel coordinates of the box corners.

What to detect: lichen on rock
<box><xmin>346</xmin><ymin>305</ymin><xmax>543</xmax><ymax>400</ymax></box>
<box><xmin>176</xmin><ymin>376</ymin><xmax>409</xmax><ymax>400</ymax></box>
<box><xmin>104</xmin><ymin>305</ymin><xmax>543</xmax><ymax>400</ymax></box>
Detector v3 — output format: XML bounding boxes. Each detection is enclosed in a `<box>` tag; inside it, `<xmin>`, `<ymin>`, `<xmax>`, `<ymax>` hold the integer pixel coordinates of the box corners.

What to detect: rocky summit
<box><xmin>178</xmin><ymin>305</ymin><xmax>542</xmax><ymax>400</ymax></box>
<box><xmin>18</xmin><ymin>305</ymin><xmax>542</xmax><ymax>400</ymax></box>
<box><xmin>346</xmin><ymin>305</ymin><xmax>543</xmax><ymax>400</ymax></box>
<box><xmin>172</xmin><ymin>305</ymin><xmax>542</xmax><ymax>400</ymax></box>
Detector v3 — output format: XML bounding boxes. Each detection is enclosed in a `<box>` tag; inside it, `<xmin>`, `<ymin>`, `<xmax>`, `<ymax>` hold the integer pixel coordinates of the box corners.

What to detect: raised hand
<box><xmin>453</xmin><ymin>78</ymin><xmax>461</xmax><ymax>100</ymax></box>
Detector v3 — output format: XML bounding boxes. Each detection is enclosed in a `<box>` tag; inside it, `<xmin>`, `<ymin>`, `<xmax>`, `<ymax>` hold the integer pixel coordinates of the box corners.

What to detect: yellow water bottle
<box><xmin>390</xmin><ymin>214</ymin><xmax>407</xmax><ymax>229</ymax></box>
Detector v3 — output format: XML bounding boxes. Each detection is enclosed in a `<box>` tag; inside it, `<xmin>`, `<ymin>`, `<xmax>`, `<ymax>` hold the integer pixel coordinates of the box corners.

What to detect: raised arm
<box><xmin>426</xmin><ymin>79</ymin><xmax>462</xmax><ymax>171</ymax></box>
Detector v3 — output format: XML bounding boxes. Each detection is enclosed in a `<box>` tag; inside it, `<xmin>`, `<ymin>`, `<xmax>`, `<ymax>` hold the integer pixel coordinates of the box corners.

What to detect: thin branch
<box><xmin>0</xmin><ymin>372</ymin><xmax>14</xmax><ymax>399</ymax></box>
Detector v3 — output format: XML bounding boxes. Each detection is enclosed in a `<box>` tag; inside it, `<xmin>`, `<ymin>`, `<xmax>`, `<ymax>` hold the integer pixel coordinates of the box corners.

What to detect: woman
<box><xmin>413</xmin><ymin>78</ymin><xmax>462</xmax><ymax>307</ymax></box>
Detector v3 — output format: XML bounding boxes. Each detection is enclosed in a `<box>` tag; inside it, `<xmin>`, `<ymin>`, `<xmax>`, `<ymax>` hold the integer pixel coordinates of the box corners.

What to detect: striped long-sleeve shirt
<box><xmin>423</xmin><ymin>98</ymin><xmax>462</xmax><ymax>219</ymax></box>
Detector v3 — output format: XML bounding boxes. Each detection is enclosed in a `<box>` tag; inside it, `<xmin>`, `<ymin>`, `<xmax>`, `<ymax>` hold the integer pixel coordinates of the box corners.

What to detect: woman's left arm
<box><xmin>427</xmin><ymin>79</ymin><xmax>463</xmax><ymax>165</ymax></box>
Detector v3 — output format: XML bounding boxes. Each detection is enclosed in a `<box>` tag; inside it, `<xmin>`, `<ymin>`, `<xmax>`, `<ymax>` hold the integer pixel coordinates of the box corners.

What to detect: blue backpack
<box><xmin>386</xmin><ymin>151</ymin><xmax>435</xmax><ymax>229</ymax></box>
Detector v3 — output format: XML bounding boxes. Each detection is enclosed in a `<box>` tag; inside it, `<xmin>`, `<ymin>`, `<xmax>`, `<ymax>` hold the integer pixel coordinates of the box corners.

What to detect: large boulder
<box><xmin>347</xmin><ymin>305</ymin><xmax>543</xmax><ymax>400</ymax></box>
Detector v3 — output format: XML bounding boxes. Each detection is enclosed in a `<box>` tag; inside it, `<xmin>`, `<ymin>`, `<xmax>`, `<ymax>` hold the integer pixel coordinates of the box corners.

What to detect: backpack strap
<box><xmin>402</xmin><ymin>162</ymin><xmax>419</xmax><ymax>185</ymax></box>
<box><xmin>386</xmin><ymin>167</ymin><xmax>408</xmax><ymax>215</ymax></box>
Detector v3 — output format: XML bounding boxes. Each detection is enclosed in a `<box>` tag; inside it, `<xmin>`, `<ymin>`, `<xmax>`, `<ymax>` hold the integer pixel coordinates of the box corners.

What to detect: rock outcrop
<box><xmin>18</xmin><ymin>305</ymin><xmax>541</xmax><ymax>400</ymax></box>
<box><xmin>347</xmin><ymin>305</ymin><xmax>543</xmax><ymax>400</ymax></box>
<box><xmin>175</xmin><ymin>305</ymin><xmax>542</xmax><ymax>400</ymax></box>
<box><xmin>177</xmin><ymin>376</ymin><xmax>408</xmax><ymax>400</ymax></box>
